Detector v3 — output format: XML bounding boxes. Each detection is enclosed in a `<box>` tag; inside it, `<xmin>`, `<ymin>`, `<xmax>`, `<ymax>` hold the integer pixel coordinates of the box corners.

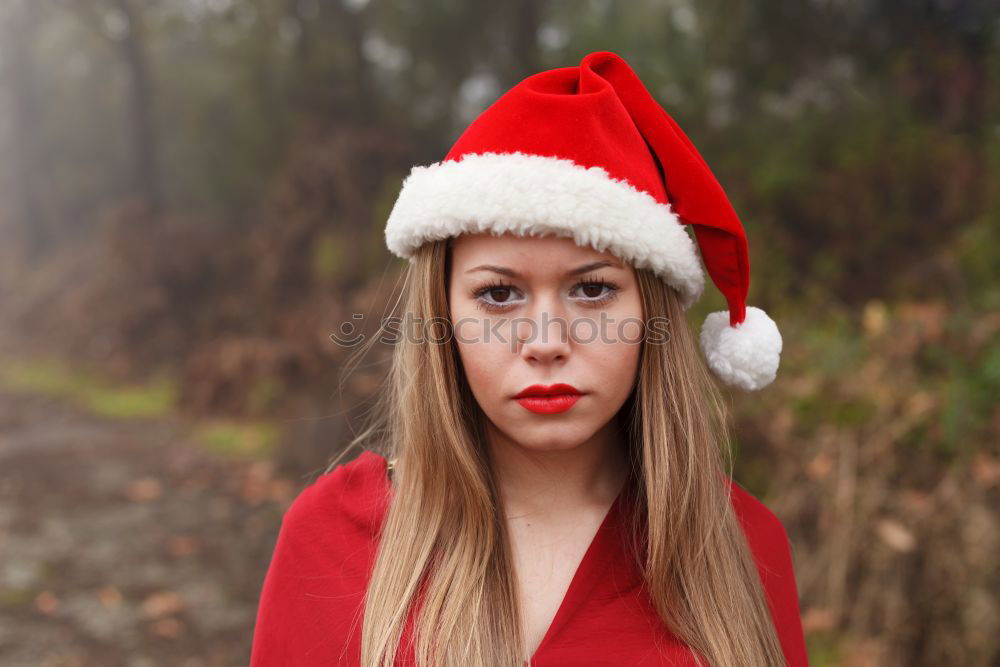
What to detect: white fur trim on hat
<box><xmin>699</xmin><ymin>306</ymin><xmax>783</xmax><ymax>391</ymax></box>
<box><xmin>384</xmin><ymin>151</ymin><xmax>705</xmax><ymax>310</ymax></box>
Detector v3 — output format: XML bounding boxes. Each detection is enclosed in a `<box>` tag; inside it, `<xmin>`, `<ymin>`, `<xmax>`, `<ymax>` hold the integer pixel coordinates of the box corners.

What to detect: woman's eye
<box><xmin>471</xmin><ymin>278</ymin><xmax>620</xmax><ymax>313</ymax></box>
<box><xmin>571</xmin><ymin>279</ymin><xmax>620</xmax><ymax>305</ymax></box>
<box><xmin>487</xmin><ymin>287</ymin><xmax>514</xmax><ymax>303</ymax></box>
<box><xmin>472</xmin><ymin>283</ymin><xmax>522</xmax><ymax>312</ymax></box>
<box><xmin>576</xmin><ymin>283</ymin><xmax>608</xmax><ymax>299</ymax></box>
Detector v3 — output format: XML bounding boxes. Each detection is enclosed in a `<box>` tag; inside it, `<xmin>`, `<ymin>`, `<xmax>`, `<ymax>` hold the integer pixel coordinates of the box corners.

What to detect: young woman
<box><xmin>250</xmin><ymin>51</ymin><xmax>806</xmax><ymax>666</ymax></box>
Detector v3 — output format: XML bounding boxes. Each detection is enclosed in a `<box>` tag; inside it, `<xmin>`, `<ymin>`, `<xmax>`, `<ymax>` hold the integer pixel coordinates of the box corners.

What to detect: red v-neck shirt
<box><xmin>250</xmin><ymin>451</ymin><xmax>808</xmax><ymax>666</ymax></box>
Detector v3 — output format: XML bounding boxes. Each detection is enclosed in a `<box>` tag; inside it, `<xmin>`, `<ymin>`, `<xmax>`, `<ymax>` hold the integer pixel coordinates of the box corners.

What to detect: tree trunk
<box><xmin>114</xmin><ymin>0</ymin><xmax>162</xmax><ymax>215</ymax></box>
<box><xmin>4</xmin><ymin>0</ymin><xmax>47</xmax><ymax>255</ymax></box>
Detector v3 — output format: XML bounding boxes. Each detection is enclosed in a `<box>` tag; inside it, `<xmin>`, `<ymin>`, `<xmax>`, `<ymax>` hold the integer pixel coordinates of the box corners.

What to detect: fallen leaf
<box><xmin>97</xmin><ymin>586</ymin><xmax>123</xmax><ymax>608</ymax></box>
<box><xmin>875</xmin><ymin>518</ymin><xmax>916</xmax><ymax>552</ymax></box>
<box><xmin>126</xmin><ymin>477</ymin><xmax>163</xmax><ymax>502</ymax></box>
<box><xmin>141</xmin><ymin>591</ymin><xmax>185</xmax><ymax>618</ymax></box>
<box><xmin>34</xmin><ymin>591</ymin><xmax>59</xmax><ymax>615</ymax></box>
<box><xmin>166</xmin><ymin>535</ymin><xmax>200</xmax><ymax>557</ymax></box>
<box><xmin>150</xmin><ymin>617</ymin><xmax>183</xmax><ymax>638</ymax></box>
<box><xmin>801</xmin><ymin>606</ymin><xmax>837</xmax><ymax>633</ymax></box>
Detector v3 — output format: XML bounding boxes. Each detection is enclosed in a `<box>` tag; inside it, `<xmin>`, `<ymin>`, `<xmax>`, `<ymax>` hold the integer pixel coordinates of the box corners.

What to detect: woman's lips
<box><xmin>515</xmin><ymin>394</ymin><xmax>582</xmax><ymax>414</ymax></box>
<box><xmin>513</xmin><ymin>383</ymin><xmax>584</xmax><ymax>414</ymax></box>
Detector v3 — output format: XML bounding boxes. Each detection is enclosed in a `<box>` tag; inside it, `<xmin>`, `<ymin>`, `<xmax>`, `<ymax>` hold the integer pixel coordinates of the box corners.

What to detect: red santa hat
<box><xmin>384</xmin><ymin>51</ymin><xmax>782</xmax><ymax>391</ymax></box>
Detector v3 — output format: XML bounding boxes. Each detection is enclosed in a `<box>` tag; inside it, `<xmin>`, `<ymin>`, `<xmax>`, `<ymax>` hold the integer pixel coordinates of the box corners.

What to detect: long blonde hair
<box><xmin>332</xmin><ymin>238</ymin><xmax>786</xmax><ymax>666</ymax></box>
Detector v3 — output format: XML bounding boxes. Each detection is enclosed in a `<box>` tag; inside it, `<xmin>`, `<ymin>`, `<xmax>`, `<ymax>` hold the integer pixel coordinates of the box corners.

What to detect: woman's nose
<box><xmin>515</xmin><ymin>295</ymin><xmax>572</xmax><ymax>361</ymax></box>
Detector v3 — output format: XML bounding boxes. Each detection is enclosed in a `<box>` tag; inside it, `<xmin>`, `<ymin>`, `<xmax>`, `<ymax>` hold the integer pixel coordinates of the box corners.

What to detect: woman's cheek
<box><xmin>455</xmin><ymin>339</ymin><xmax>503</xmax><ymax>409</ymax></box>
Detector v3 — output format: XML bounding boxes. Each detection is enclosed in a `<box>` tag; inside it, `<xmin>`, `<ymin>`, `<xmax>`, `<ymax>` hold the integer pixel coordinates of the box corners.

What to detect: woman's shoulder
<box><xmin>250</xmin><ymin>450</ymin><xmax>392</xmax><ymax>665</ymax></box>
<box><xmin>281</xmin><ymin>449</ymin><xmax>393</xmax><ymax>543</ymax></box>
<box><xmin>725</xmin><ymin>477</ymin><xmax>796</xmax><ymax>576</ymax></box>
<box><xmin>725</xmin><ymin>477</ymin><xmax>809</xmax><ymax>666</ymax></box>
<box><xmin>725</xmin><ymin>478</ymin><xmax>790</xmax><ymax>544</ymax></box>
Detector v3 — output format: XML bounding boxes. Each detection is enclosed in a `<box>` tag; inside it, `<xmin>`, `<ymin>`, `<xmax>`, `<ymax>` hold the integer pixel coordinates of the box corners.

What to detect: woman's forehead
<box><xmin>449</xmin><ymin>231</ymin><xmax>624</xmax><ymax>267</ymax></box>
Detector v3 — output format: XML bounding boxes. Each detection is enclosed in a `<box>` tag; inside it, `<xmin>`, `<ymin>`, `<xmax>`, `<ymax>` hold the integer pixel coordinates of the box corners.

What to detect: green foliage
<box><xmin>954</xmin><ymin>220</ymin><xmax>1000</xmax><ymax>312</ymax></box>
<box><xmin>0</xmin><ymin>357</ymin><xmax>177</xmax><ymax>420</ymax></box>
<box><xmin>311</xmin><ymin>232</ymin><xmax>343</xmax><ymax>280</ymax></box>
<box><xmin>805</xmin><ymin>631</ymin><xmax>843</xmax><ymax>667</ymax></box>
<box><xmin>246</xmin><ymin>374</ymin><xmax>284</xmax><ymax>414</ymax></box>
<box><xmin>193</xmin><ymin>419</ymin><xmax>279</xmax><ymax>460</ymax></box>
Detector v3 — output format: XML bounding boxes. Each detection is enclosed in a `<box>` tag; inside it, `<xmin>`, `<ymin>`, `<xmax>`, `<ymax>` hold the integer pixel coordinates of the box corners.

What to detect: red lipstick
<box><xmin>513</xmin><ymin>383</ymin><xmax>583</xmax><ymax>414</ymax></box>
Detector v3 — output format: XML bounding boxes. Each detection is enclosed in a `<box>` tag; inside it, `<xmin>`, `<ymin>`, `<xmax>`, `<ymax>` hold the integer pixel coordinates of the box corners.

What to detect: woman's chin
<box><xmin>502</xmin><ymin>426</ymin><xmax>595</xmax><ymax>453</ymax></box>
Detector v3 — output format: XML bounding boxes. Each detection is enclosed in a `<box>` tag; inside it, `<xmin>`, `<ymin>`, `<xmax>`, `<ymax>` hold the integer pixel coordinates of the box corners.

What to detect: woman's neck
<box><xmin>486</xmin><ymin>418</ymin><xmax>630</xmax><ymax>519</ymax></box>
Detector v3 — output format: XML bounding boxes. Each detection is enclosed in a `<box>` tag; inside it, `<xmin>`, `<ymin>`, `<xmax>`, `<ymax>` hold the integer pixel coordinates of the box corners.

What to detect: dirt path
<box><xmin>0</xmin><ymin>390</ymin><xmax>300</xmax><ymax>666</ymax></box>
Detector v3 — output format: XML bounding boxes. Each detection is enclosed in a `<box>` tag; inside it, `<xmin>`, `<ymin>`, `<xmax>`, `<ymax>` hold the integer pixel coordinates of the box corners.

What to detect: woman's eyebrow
<box><xmin>465</xmin><ymin>260</ymin><xmax>622</xmax><ymax>278</ymax></box>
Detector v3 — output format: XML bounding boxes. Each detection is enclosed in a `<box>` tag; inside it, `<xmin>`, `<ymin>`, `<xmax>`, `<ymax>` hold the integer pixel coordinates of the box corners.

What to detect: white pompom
<box><xmin>699</xmin><ymin>306</ymin><xmax>783</xmax><ymax>391</ymax></box>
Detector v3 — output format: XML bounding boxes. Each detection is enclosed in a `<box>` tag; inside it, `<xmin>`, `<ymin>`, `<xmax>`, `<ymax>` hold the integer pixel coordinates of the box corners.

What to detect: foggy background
<box><xmin>0</xmin><ymin>1</ymin><xmax>997</xmax><ymax>665</ymax></box>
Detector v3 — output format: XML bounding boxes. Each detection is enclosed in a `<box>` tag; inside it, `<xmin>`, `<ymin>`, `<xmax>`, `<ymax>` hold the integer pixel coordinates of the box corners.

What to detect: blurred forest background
<box><xmin>0</xmin><ymin>0</ymin><xmax>997</xmax><ymax>665</ymax></box>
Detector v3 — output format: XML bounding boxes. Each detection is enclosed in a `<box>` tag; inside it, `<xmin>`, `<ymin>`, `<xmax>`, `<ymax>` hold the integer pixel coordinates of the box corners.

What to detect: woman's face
<box><xmin>447</xmin><ymin>232</ymin><xmax>644</xmax><ymax>453</ymax></box>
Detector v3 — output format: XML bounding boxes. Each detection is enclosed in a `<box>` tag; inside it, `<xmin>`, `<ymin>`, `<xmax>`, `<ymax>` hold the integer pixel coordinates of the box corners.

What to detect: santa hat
<box><xmin>384</xmin><ymin>51</ymin><xmax>782</xmax><ymax>391</ymax></box>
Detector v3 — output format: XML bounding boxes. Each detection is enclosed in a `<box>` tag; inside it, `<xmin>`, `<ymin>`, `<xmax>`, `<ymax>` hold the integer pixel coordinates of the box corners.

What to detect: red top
<box><xmin>250</xmin><ymin>451</ymin><xmax>808</xmax><ymax>666</ymax></box>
